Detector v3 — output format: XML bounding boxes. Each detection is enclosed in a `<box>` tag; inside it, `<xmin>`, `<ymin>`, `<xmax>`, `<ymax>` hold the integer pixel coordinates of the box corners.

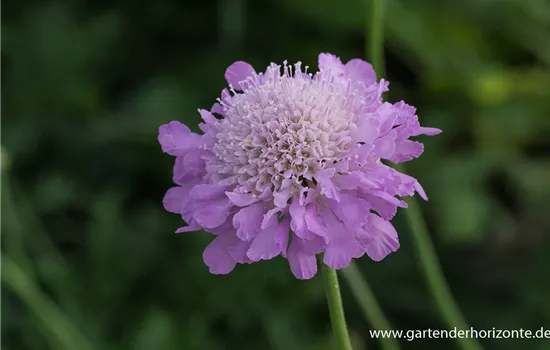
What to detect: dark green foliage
<box><xmin>2</xmin><ymin>0</ymin><xmax>550</xmax><ymax>349</ymax></box>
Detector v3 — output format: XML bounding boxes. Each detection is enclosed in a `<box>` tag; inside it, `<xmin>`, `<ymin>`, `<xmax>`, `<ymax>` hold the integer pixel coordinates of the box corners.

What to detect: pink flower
<box><xmin>159</xmin><ymin>53</ymin><xmax>441</xmax><ymax>279</ymax></box>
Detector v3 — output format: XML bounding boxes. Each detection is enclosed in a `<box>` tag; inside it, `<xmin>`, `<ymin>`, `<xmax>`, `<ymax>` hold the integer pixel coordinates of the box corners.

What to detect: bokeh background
<box><xmin>2</xmin><ymin>0</ymin><xmax>550</xmax><ymax>349</ymax></box>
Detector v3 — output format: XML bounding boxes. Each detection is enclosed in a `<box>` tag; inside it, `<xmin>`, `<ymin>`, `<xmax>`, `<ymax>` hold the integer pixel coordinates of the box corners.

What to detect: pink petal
<box><xmin>287</xmin><ymin>238</ymin><xmax>318</xmax><ymax>280</ymax></box>
<box><xmin>388</xmin><ymin>140</ymin><xmax>424</xmax><ymax>163</ymax></box>
<box><xmin>364</xmin><ymin>214</ymin><xmax>399</xmax><ymax>261</ymax></box>
<box><xmin>233</xmin><ymin>203</ymin><xmax>266</xmax><ymax>241</ymax></box>
<box><xmin>373</xmin><ymin>131</ymin><xmax>396</xmax><ymax>159</ymax></box>
<box><xmin>344</xmin><ymin>58</ymin><xmax>376</xmax><ymax>86</ymax></box>
<box><xmin>322</xmin><ymin>209</ymin><xmax>358</xmax><ymax>270</ymax></box>
<box><xmin>193</xmin><ymin>198</ymin><xmax>233</xmax><ymax>229</ymax></box>
<box><xmin>328</xmin><ymin>194</ymin><xmax>371</xmax><ymax>230</ymax></box>
<box><xmin>290</xmin><ymin>199</ymin><xmax>315</xmax><ymax>240</ymax></box>
<box><xmin>350</xmin><ymin>117</ymin><xmax>381</xmax><ymax>143</ymax></box>
<box><xmin>228</xmin><ymin>239</ymin><xmax>253</xmax><ymax>264</ymax></box>
<box><xmin>198</xmin><ymin>109</ymin><xmax>218</xmax><ymax>134</ymax></box>
<box><xmin>275</xmin><ymin>216</ymin><xmax>291</xmax><ymax>257</ymax></box>
<box><xmin>203</xmin><ymin>235</ymin><xmax>238</xmax><ymax>274</ymax></box>
<box><xmin>158</xmin><ymin>121</ymin><xmax>202</xmax><ymax>156</ymax></box>
<box><xmin>414</xmin><ymin>182</ymin><xmax>428</xmax><ymax>201</ymax></box>
<box><xmin>377</xmin><ymin>103</ymin><xmax>398</xmax><ymax>136</ymax></box>
<box><xmin>362</xmin><ymin>193</ymin><xmax>398</xmax><ymax>220</ymax></box>
<box><xmin>173</xmin><ymin>152</ymin><xmax>205</xmax><ymax>185</ymax></box>
<box><xmin>225</xmin><ymin>61</ymin><xmax>256</xmax><ymax>88</ymax></box>
<box><xmin>225</xmin><ymin>192</ymin><xmax>260</xmax><ymax>207</ymax></box>
<box><xmin>315</xmin><ymin>168</ymin><xmax>340</xmax><ymax>202</ymax></box>
<box><xmin>247</xmin><ymin>224</ymin><xmax>281</xmax><ymax>262</ymax></box>
<box><xmin>262</xmin><ymin>207</ymin><xmax>281</xmax><ymax>229</ymax></box>
<box><xmin>300</xmin><ymin>235</ymin><xmax>326</xmax><ymax>255</ymax></box>
<box><xmin>211</xmin><ymin>103</ymin><xmax>224</xmax><ymax>116</ymax></box>
<box><xmin>304</xmin><ymin>203</ymin><xmax>330</xmax><ymax>243</ymax></box>
<box><xmin>318</xmin><ymin>53</ymin><xmax>345</xmax><ymax>76</ymax></box>
<box><xmin>163</xmin><ymin>187</ymin><xmax>188</xmax><ymax>214</ymax></box>
<box><xmin>414</xmin><ymin>127</ymin><xmax>442</xmax><ymax>136</ymax></box>
<box><xmin>189</xmin><ymin>184</ymin><xmax>228</xmax><ymax>201</ymax></box>
<box><xmin>175</xmin><ymin>222</ymin><xmax>201</xmax><ymax>234</ymax></box>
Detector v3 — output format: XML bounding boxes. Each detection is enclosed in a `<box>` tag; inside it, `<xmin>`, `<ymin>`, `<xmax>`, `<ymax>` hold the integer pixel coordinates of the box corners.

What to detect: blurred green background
<box><xmin>2</xmin><ymin>0</ymin><xmax>550</xmax><ymax>349</ymax></box>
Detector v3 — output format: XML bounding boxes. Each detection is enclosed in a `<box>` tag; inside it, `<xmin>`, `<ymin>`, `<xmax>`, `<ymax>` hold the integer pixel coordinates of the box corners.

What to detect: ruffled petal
<box><xmin>175</xmin><ymin>222</ymin><xmax>201</xmax><ymax>234</ymax></box>
<box><xmin>290</xmin><ymin>198</ymin><xmax>315</xmax><ymax>240</ymax></box>
<box><xmin>158</xmin><ymin>121</ymin><xmax>202</xmax><ymax>156</ymax></box>
<box><xmin>364</xmin><ymin>214</ymin><xmax>399</xmax><ymax>261</ymax></box>
<box><xmin>388</xmin><ymin>140</ymin><xmax>424</xmax><ymax>163</ymax></box>
<box><xmin>300</xmin><ymin>235</ymin><xmax>326</xmax><ymax>255</ymax></box>
<box><xmin>322</xmin><ymin>209</ymin><xmax>360</xmax><ymax>269</ymax></box>
<box><xmin>198</xmin><ymin>109</ymin><xmax>218</xmax><ymax>134</ymax></box>
<box><xmin>225</xmin><ymin>61</ymin><xmax>256</xmax><ymax>88</ymax></box>
<box><xmin>351</xmin><ymin>116</ymin><xmax>380</xmax><ymax>143</ymax></box>
<box><xmin>413</xmin><ymin>127</ymin><xmax>442</xmax><ymax>136</ymax></box>
<box><xmin>262</xmin><ymin>207</ymin><xmax>281</xmax><ymax>229</ymax></box>
<box><xmin>376</xmin><ymin>102</ymin><xmax>398</xmax><ymax>136</ymax></box>
<box><xmin>233</xmin><ymin>203</ymin><xmax>266</xmax><ymax>241</ymax></box>
<box><xmin>173</xmin><ymin>152</ymin><xmax>205</xmax><ymax>185</ymax></box>
<box><xmin>189</xmin><ymin>184</ymin><xmax>228</xmax><ymax>202</ymax></box>
<box><xmin>275</xmin><ymin>216</ymin><xmax>291</xmax><ymax>257</ymax></box>
<box><xmin>287</xmin><ymin>238</ymin><xmax>318</xmax><ymax>280</ymax></box>
<box><xmin>344</xmin><ymin>58</ymin><xmax>376</xmax><ymax>86</ymax></box>
<box><xmin>228</xmin><ymin>239</ymin><xmax>253</xmax><ymax>264</ymax></box>
<box><xmin>193</xmin><ymin>198</ymin><xmax>233</xmax><ymax>229</ymax></box>
<box><xmin>328</xmin><ymin>194</ymin><xmax>371</xmax><ymax>231</ymax></box>
<box><xmin>273</xmin><ymin>179</ymin><xmax>293</xmax><ymax>207</ymax></box>
<box><xmin>225</xmin><ymin>192</ymin><xmax>260</xmax><ymax>207</ymax></box>
<box><xmin>314</xmin><ymin>168</ymin><xmax>340</xmax><ymax>201</ymax></box>
<box><xmin>211</xmin><ymin>102</ymin><xmax>224</xmax><ymax>115</ymax></box>
<box><xmin>362</xmin><ymin>193</ymin><xmax>398</xmax><ymax>220</ymax></box>
<box><xmin>373</xmin><ymin>131</ymin><xmax>396</xmax><ymax>159</ymax></box>
<box><xmin>247</xmin><ymin>222</ymin><xmax>282</xmax><ymax>262</ymax></box>
<box><xmin>318</xmin><ymin>53</ymin><xmax>345</xmax><ymax>76</ymax></box>
<box><xmin>304</xmin><ymin>203</ymin><xmax>330</xmax><ymax>243</ymax></box>
<box><xmin>163</xmin><ymin>186</ymin><xmax>188</xmax><ymax>214</ymax></box>
<box><xmin>203</xmin><ymin>235</ymin><xmax>238</xmax><ymax>274</ymax></box>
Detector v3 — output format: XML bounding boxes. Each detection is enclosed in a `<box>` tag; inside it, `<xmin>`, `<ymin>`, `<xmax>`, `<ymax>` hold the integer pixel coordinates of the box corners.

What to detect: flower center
<box><xmin>210</xmin><ymin>63</ymin><xmax>359</xmax><ymax>195</ymax></box>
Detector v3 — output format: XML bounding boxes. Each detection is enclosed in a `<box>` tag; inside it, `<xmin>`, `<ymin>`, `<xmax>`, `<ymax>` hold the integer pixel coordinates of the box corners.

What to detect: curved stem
<box><xmin>342</xmin><ymin>263</ymin><xmax>400</xmax><ymax>350</ymax></box>
<box><xmin>320</xmin><ymin>260</ymin><xmax>353</xmax><ymax>350</ymax></box>
<box><xmin>365</xmin><ymin>1</ymin><xmax>482</xmax><ymax>349</ymax></box>
<box><xmin>2</xmin><ymin>256</ymin><xmax>95</xmax><ymax>350</ymax></box>
<box><xmin>368</xmin><ymin>0</ymin><xmax>385</xmax><ymax>77</ymax></box>
<box><xmin>396</xmin><ymin>164</ymin><xmax>482</xmax><ymax>350</ymax></box>
<box><xmin>1</xmin><ymin>172</ymin><xmax>35</xmax><ymax>276</ymax></box>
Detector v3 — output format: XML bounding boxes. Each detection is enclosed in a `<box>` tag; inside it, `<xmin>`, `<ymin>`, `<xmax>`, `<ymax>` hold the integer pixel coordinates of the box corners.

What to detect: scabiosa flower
<box><xmin>159</xmin><ymin>53</ymin><xmax>441</xmax><ymax>279</ymax></box>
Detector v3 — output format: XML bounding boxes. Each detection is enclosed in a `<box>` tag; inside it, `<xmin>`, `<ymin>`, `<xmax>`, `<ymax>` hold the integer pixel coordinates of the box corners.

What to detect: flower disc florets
<box><xmin>159</xmin><ymin>53</ymin><xmax>441</xmax><ymax>279</ymax></box>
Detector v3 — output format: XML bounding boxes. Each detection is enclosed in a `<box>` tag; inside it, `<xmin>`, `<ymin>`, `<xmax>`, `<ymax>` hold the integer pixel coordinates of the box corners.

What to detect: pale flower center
<box><xmin>211</xmin><ymin>64</ymin><xmax>359</xmax><ymax>195</ymax></box>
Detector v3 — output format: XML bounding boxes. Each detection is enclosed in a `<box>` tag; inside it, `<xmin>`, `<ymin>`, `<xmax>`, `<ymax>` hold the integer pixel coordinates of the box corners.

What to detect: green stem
<box><xmin>342</xmin><ymin>263</ymin><xmax>400</xmax><ymax>350</ymax></box>
<box><xmin>368</xmin><ymin>0</ymin><xmax>385</xmax><ymax>77</ymax></box>
<box><xmin>220</xmin><ymin>0</ymin><xmax>245</xmax><ymax>51</ymax></box>
<box><xmin>365</xmin><ymin>1</ymin><xmax>482</xmax><ymax>349</ymax></box>
<box><xmin>2</xmin><ymin>256</ymin><xmax>95</xmax><ymax>350</ymax></box>
<box><xmin>1</xmin><ymin>171</ymin><xmax>35</xmax><ymax>277</ymax></box>
<box><xmin>319</xmin><ymin>260</ymin><xmax>353</xmax><ymax>350</ymax></box>
<box><xmin>396</xmin><ymin>166</ymin><xmax>482</xmax><ymax>350</ymax></box>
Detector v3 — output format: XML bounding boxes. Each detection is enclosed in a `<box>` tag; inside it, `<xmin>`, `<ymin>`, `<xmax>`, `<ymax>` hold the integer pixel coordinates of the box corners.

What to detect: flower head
<box><xmin>159</xmin><ymin>53</ymin><xmax>441</xmax><ymax>279</ymax></box>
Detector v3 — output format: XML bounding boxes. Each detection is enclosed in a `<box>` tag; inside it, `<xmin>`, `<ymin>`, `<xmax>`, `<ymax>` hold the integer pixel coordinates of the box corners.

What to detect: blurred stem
<box><xmin>342</xmin><ymin>263</ymin><xmax>400</xmax><ymax>350</ymax></box>
<box><xmin>367</xmin><ymin>0</ymin><xmax>385</xmax><ymax>77</ymax></box>
<box><xmin>2</xmin><ymin>256</ymin><xmax>95</xmax><ymax>350</ymax></box>
<box><xmin>396</xmin><ymin>163</ymin><xmax>482</xmax><ymax>350</ymax></box>
<box><xmin>220</xmin><ymin>0</ymin><xmax>245</xmax><ymax>52</ymax></box>
<box><xmin>366</xmin><ymin>2</ymin><xmax>481</xmax><ymax>350</ymax></box>
<box><xmin>1</xmin><ymin>171</ymin><xmax>35</xmax><ymax>276</ymax></box>
<box><xmin>2</xmin><ymin>172</ymin><xmax>76</xmax><ymax>311</ymax></box>
<box><xmin>319</xmin><ymin>259</ymin><xmax>353</xmax><ymax>350</ymax></box>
